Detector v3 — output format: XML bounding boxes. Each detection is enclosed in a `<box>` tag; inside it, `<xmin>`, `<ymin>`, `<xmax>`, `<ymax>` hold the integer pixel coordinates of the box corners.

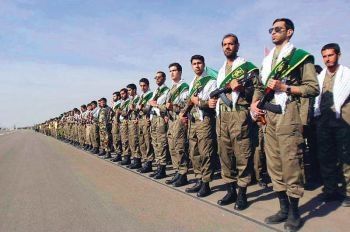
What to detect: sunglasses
<box><xmin>268</xmin><ymin>26</ymin><xmax>286</xmax><ymax>34</ymax></box>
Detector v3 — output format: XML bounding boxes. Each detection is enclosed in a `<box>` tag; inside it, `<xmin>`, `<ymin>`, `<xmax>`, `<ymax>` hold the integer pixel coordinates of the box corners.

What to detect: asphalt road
<box><xmin>0</xmin><ymin>130</ymin><xmax>273</xmax><ymax>232</ymax></box>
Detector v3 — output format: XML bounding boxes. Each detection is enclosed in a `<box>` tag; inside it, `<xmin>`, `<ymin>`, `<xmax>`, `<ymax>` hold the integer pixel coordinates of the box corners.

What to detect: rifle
<box><xmin>252</xmin><ymin>51</ymin><xmax>295</xmax><ymax>124</ymax></box>
<box><xmin>164</xmin><ymin>91</ymin><xmax>178</xmax><ymax>120</ymax></box>
<box><xmin>181</xmin><ymin>86</ymin><xmax>203</xmax><ymax>116</ymax></box>
<box><xmin>257</xmin><ymin>49</ymin><xmax>296</xmax><ymax>114</ymax></box>
<box><xmin>125</xmin><ymin>97</ymin><xmax>139</xmax><ymax>120</ymax></box>
<box><xmin>149</xmin><ymin>88</ymin><xmax>167</xmax><ymax>116</ymax></box>
<box><xmin>209</xmin><ymin>70</ymin><xmax>257</xmax><ymax>107</ymax></box>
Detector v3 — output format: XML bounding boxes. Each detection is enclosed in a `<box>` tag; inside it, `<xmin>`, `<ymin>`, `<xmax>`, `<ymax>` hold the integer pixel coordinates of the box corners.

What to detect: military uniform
<box><xmin>98</xmin><ymin>105</ymin><xmax>113</xmax><ymax>156</ymax></box>
<box><xmin>91</xmin><ymin>107</ymin><xmax>100</xmax><ymax>152</ymax></box>
<box><xmin>253</xmin><ymin>44</ymin><xmax>319</xmax><ymax>228</ymax></box>
<box><xmin>314</xmin><ymin>65</ymin><xmax>350</xmax><ymax>202</ymax></box>
<box><xmin>186</xmin><ymin>67</ymin><xmax>217</xmax><ymax>197</ymax></box>
<box><xmin>78</xmin><ymin>112</ymin><xmax>86</xmax><ymax>146</ymax></box>
<box><xmin>85</xmin><ymin>109</ymin><xmax>93</xmax><ymax>149</ymax></box>
<box><xmin>137</xmin><ymin>90</ymin><xmax>154</xmax><ymax>166</ymax></box>
<box><xmin>216</xmin><ymin>58</ymin><xmax>257</xmax><ymax>209</ymax></box>
<box><xmin>166</xmin><ymin>80</ymin><xmax>189</xmax><ymax>185</ymax></box>
<box><xmin>111</xmin><ymin>100</ymin><xmax>122</xmax><ymax>156</ymax></box>
<box><xmin>119</xmin><ymin>98</ymin><xmax>131</xmax><ymax>164</ymax></box>
<box><xmin>150</xmin><ymin>84</ymin><xmax>169</xmax><ymax>178</ymax></box>
<box><xmin>73</xmin><ymin>113</ymin><xmax>80</xmax><ymax>144</ymax></box>
<box><xmin>254</xmin><ymin>45</ymin><xmax>319</xmax><ymax>198</ymax></box>
<box><xmin>128</xmin><ymin>95</ymin><xmax>141</xmax><ymax>164</ymax></box>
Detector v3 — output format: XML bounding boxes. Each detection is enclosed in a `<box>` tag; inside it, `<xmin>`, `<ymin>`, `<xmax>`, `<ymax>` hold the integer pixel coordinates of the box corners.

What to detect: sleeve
<box><xmin>252</xmin><ymin>73</ymin><xmax>265</xmax><ymax>102</ymax></box>
<box><xmin>297</xmin><ymin>59</ymin><xmax>320</xmax><ymax>98</ymax></box>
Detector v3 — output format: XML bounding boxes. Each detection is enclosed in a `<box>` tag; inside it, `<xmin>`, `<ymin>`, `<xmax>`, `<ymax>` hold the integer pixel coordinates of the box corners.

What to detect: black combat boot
<box><xmin>165</xmin><ymin>172</ymin><xmax>180</xmax><ymax>185</ymax></box>
<box><xmin>149</xmin><ymin>165</ymin><xmax>160</xmax><ymax>177</ymax></box>
<box><xmin>154</xmin><ymin>165</ymin><xmax>166</xmax><ymax>179</ymax></box>
<box><xmin>129</xmin><ymin>158</ymin><xmax>142</xmax><ymax>169</ymax></box>
<box><xmin>185</xmin><ymin>179</ymin><xmax>202</xmax><ymax>193</ymax></box>
<box><xmin>91</xmin><ymin>147</ymin><xmax>99</xmax><ymax>154</ymax></box>
<box><xmin>265</xmin><ymin>191</ymin><xmax>289</xmax><ymax>224</ymax></box>
<box><xmin>217</xmin><ymin>182</ymin><xmax>237</xmax><ymax>206</ymax></box>
<box><xmin>284</xmin><ymin>197</ymin><xmax>302</xmax><ymax>232</ymax></box>
<box><xmin>173</xmin><ymin>174</ymin><xmax>188</xmax><ymax>187</ymax></box>
<box><xmin>197</xmin><ymin>181</ymin><xmax>211</xmax><ymax>197</ymax></box>
<box><xmin>111</xmin><ymin>154</ymin><xmax>122</xmax><ymax>162</ymax></box>
<box><xmin>103</xmin><ymin>151</ymin><xmax>112</xmax><ymax>159</ymax></box>
<box><xmin>138</xmin><ymin>161</ymin><xmax>153</xmax><ymax>173</ymax></box>
<box><xmin>120</xmin><ymin>155</ymin><xmax>131</xmax><ymax>165</ymax></box>
<box><xmin>342</xmin><ymin>196</ymin><xmax>350</xmax><ymax>207</ymax></box>
<box><xmin>234</xmin><ymin>186</ymin><xmax>248</xmax><ymax>210</ymax></box>
<box><xmin>258</xmin><ymin>180</ymin><xmax>268</xmax><ymax>189</ymax></box>
<box><xmin>98</xmin><ymin>149</ymin><xmax>106</xmax><ymax>157</ymax></box>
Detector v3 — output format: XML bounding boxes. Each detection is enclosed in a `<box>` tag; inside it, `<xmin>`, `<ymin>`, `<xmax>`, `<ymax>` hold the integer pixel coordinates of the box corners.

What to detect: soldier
<box><xmin>126</xmin><ymin>84</ymin><xmax>142</xmax><ymax>168</ymax></box>
<box><xmin>90</xmin><ymin>101</ymin><xmax>100</xmax><ymax>154</ymax></box>
<box><xmin>79</xmin><ymin>105</ymin><xmax>87</xmax><ymax>148</ymax></box>
<box><xmin>314</xmin><ymin>43</ymin><xmax>350</xmax><ymax>207</ymax></box>
<box><xmin>184</xmin><ymin>55</ymin><xmax>217</xmax><ymax>197</ymax></box>
<box><xmin>149</xmin><ymin>71</ymin><xmax>170</xmax><ymax>179</ymax></box>
<box><xmin>85</xmin><ymin>103</ymin><xmax>93</xmax><ymax>151</ymax></box>
<box><xmin>73</xmin><ymin>108</ymin><xmax>81</xmax><ymax>146</ymax></box>
<box><xmin>111</xmin><ymin>92</ymin><xmax>123</xmax><ymax>162</ymax></box>
<box><xmin>62</xmin><ymin>112</ymin><xmax>69</xmax><ymax>142</ymax></box>
<box><xmin>164</xmin><ymin>63</ymin><xmax>190</xmax><ymax>187</ymax></box>
<box><xmin>67</xmin><ymin>110</ymin><xmax>74</xmax><ymax>144</ymax></box>
<box><xmin>212</xmin><ymin>33</ymin><xmax>258</xmax><ymax>210</ymax></box>
<box><xmin>97</xmin><ymin>98</ymin><xmax>114</xmax><ymax>158</ymax></box>
<box><xmin>137</xmin><ymin>78</ymin><xmax>155</xmax><ymax>173</ymax></box>
<box><xmin>251</xmin><ymin>18</ymin><xmax>319</xmax><ymax>231</ymax></box>
<box><xmin>119</xmin><ymin>88</ymin><xmax>131</xmax><ymax>165</ymax></box>
<box><xmin>57</xmin><ymin>115</ymin><xmax>64</xmax><ymax>140</ymax></box>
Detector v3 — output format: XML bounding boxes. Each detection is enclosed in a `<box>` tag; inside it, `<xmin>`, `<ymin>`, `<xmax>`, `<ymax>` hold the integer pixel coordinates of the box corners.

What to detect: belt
<box><xmin>220</xmin><ymin>104</ymin><xmax>248</xmax><ymax>112</ymax></box>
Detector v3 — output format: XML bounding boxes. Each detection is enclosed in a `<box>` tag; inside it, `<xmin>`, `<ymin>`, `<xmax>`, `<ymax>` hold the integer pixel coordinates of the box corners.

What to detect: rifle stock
<box><xmin>182</xmin><ymin>87</ymin><xmax>202</xmax><ymax>116</ymax></box>
<box><xmin>256</xmin><ymin>56</ymin><xmax>291</xmax><ymax>114</ymax></box>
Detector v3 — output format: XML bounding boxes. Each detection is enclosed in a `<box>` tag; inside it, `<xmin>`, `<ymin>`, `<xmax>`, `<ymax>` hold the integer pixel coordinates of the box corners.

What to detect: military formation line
<box><xmin>35</xmin><ymin>18</ymin><xmax>350</xmax><ymax>232</ymax></box>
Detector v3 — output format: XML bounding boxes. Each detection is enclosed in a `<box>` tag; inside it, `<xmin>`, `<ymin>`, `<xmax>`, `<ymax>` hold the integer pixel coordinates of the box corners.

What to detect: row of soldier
<box><xmin>36</xmin><ymin>18</ymin><xmax>350</xmax><ymax>232</ymax></box>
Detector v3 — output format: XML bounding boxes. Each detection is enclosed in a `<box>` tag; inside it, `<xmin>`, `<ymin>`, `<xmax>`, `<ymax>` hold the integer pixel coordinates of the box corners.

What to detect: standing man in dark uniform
<box><xmin>314</xmin><ymin>43</ymin><xmax>350</xmax><ymax>207</ymax></box>
<box><xmin>251</xmin><ymin>18</ymin><xmax>319</xmax><ymax>231</ymax></box>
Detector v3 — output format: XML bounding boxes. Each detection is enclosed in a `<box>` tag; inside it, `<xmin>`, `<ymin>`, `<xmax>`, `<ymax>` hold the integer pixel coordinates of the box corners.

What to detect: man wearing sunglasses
<box><xmin>251</xmin><ymin>18</ymin><xmax>319</xmax><ymax>232</ymax></box>
<box><xmin>149</xmin><ymin>72</ymin><xmax>170</xmax><ymax>179</ymax></box>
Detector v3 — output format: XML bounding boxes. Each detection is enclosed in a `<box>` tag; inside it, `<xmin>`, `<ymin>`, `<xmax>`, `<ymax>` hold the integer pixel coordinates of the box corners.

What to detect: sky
<box><xmin>0</xmin><ymin>0</ymin><xmax>349</xmax><ymax>128</ymax></box>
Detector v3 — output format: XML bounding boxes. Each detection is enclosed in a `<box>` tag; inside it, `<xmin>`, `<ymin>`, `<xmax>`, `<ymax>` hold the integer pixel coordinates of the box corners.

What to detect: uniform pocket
<box><xmin>277</xmin><ymin>124</ymin><xmax>304</xmax><ymax>160</ymax></box>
